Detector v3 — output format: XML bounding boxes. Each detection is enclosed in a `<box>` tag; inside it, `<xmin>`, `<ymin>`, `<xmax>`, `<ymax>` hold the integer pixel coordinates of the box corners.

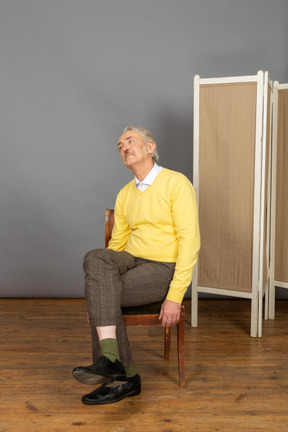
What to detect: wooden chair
<box><xmin>105</xmin><ymin>209</ymin><xmax>185</xmax><ymax>387</ymax></box>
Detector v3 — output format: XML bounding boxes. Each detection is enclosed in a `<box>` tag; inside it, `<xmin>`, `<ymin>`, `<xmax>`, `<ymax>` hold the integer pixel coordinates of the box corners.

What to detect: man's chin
<box><xmin>124</xmin><ymin>157</ymin><xmax>134</xmax><ymax>166</ymax></box>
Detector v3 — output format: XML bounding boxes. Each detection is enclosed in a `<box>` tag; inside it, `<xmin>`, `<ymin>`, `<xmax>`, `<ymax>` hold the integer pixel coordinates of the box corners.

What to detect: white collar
<box><xmin>135</xmin><ymin>163</ymin><xmax>163</xmax><ymax>189</ymax></box>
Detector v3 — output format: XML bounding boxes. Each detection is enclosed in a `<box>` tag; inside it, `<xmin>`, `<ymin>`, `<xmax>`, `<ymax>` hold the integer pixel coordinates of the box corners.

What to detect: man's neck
<box><xmin>131</xmin><ymin>161</ymin><xmax>155</xmax><ymax>182</ymax></box>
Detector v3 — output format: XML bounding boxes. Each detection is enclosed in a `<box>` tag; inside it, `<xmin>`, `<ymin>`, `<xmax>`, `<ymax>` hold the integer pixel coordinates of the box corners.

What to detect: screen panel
<box><xmin>274</xmin><ymin>89</ymin><xmax>288</xmax><ymax>282</ymax></box>
<box><xmin>198</xmin><ymin>82</ymin><xmax>257</xmax><ymax>292</ymax></box>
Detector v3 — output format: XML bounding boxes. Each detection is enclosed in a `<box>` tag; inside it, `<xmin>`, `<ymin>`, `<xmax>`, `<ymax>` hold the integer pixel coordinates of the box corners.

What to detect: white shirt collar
<box><xmin>135</xmin><ymin>163</ymin><xmax>163</xmax><ymax>191</ymax></box>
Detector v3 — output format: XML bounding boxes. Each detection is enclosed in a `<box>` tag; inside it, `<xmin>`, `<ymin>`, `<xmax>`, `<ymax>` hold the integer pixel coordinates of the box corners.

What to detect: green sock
<box><xmin>99</xmin><ymin>338</ymin><xmax>120</xmax><ymax>363</ymax></box>
<box><xmin>125</xmin><ymin>364</ymin><xmax>137</xmax><ymax>378</ymax></box>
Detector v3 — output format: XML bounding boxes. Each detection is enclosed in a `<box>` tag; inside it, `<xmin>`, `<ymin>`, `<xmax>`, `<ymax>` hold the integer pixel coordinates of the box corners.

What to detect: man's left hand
<box><xmin>159</xmin><ymin>299</ymin><xmax>181</xmax><ymax>328</ymax></box>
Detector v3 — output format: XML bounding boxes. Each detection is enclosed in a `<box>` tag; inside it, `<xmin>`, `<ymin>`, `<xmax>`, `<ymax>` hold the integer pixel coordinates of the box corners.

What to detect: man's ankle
<box><xmin>125</xmin><ymin>364</ymin><xmax>137</xmax><ymax>378</ymax></box>
<box><xmin>99</xmin><ymin>338</ymin><xmax>120</xmax><ymax>363</ymax></box>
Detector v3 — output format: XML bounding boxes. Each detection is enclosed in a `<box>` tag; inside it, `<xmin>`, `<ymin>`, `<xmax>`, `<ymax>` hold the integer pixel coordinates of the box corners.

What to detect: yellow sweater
<box><xmin>108</xmin><ymin>168</ymin><xmax>200</xmax><ymax>303</ymax></box>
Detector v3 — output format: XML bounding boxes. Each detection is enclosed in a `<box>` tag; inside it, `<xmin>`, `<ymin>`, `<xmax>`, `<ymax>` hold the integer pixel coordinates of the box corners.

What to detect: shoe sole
<box><xmin>82</xmin><ymin>386</ymin><xmax>141</xmax><ymax>405</ymax></box>
<box><xmin>73</xmin><ymin>370</ymin><xmax>127</xmax><ymax>386</ymax></box>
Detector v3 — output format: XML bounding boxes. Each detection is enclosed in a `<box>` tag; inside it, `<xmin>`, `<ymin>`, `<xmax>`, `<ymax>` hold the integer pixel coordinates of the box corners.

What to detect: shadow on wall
<box><xmin>153</xmin><ymin>109</ymin><xmax>194</xmax><ymax>183</ymax></box>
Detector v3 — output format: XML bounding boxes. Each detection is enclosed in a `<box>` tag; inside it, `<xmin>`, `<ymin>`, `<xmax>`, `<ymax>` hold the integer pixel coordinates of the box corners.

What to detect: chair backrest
<box><xmin>105</xmin><ymin>209</ymin><xmax>114</xmax><ymax>248</ymax></box>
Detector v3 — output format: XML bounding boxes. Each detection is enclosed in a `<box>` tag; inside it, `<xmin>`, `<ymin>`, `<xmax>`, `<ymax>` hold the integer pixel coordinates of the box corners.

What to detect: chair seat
<box><xmin>121</xmin><ymin>302</ymin><xmax>162</xmax><ymax>315</ymax></box>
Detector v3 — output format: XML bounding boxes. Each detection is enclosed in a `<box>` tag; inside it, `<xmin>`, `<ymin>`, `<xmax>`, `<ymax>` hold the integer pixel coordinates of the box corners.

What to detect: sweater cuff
<box><xmin>165</xmin><ymin>289</ymin><xmax>184</xmax><ymax>304</ymax></box>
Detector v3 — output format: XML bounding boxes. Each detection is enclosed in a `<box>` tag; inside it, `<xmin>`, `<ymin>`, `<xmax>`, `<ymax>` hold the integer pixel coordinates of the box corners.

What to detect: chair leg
<box><xmin>164</xmin><ymin>327</ymin><xmax>171</xmax><ymax>360</ymax></box>
<box><xmin>177</xmin><ymin>308</ymin><xmax>186</xmax><ymax>387</ymax></box>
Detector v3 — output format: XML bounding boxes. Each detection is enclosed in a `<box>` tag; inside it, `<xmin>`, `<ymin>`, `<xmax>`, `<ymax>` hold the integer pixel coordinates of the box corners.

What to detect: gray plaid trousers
<box><xmin>83</xmin><ymin>248</ymin><xmax>175</xmax><ymax>367</ymax></box>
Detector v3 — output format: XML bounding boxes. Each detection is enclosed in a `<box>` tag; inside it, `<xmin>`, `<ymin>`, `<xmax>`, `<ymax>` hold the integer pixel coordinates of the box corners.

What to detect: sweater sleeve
<box><xmin>107</xmin><ymin>191</ymin><xmax>131</xmax><ymax>252</ymax></box>
<box><xmin>165</xmin><ymin>175</ymin><xmax>201</xmax><ymax>303</ymax></box>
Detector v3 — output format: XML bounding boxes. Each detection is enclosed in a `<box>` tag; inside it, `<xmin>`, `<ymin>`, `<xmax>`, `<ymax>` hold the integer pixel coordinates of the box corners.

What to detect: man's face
<box><xmin>117</xmin><ymin>130</ymin><xmax>154</xmax><ymax>168</ymax></box>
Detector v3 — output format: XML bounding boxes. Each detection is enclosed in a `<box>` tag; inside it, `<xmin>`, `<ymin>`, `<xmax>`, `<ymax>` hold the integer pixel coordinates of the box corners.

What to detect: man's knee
<box><xmin>83</xmin><ymin>249</ymin><xmax>136</xmax><ymax>275</ymax></box>
<box><xmin>83</xmin><ymin>248</ymin><xmax>107</xmax><ymax>272</ymax></box>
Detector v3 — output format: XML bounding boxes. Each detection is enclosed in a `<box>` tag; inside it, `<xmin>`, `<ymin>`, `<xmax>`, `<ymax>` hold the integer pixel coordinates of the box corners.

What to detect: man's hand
<box><xmin>159</xmin><ymin>299</ymin><xmax>181</xmax><ymax>328</ymax></box>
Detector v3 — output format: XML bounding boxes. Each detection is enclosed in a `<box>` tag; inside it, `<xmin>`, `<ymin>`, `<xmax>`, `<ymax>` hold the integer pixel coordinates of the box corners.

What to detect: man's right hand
<box><xmin>159</xmin><ymin>299</ymin><xmax>181</xmax><ymax>328</ymax></box>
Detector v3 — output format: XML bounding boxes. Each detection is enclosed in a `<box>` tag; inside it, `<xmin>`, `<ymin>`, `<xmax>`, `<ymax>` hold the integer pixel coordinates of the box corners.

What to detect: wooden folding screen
<box><xmin>192</xmin><ymin>71</ymin><xmax>272</xmax><ymax>337</ymax></box>
<box><xmin>269</xmin><ymin>82</ymin><xmax>288</xmax><ymax>319</ymax></box>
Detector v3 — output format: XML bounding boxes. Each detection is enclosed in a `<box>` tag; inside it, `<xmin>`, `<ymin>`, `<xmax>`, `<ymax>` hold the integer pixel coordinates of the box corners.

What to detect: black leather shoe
<box><xmin>81</xmin><ymin>374</ymin><xmax>141</xmax><ymax>405</ymax></box>
<box><xmin>72</xmin><ymin>356</ymin><xmax>127</xmax><ymax>386</ymax></box>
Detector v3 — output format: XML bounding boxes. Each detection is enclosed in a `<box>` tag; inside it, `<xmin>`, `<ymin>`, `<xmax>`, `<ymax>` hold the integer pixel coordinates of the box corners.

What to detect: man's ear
<box><xmin>147</xmin><ymin>141</ymin><xmax>156</xmax><ymax>154</ymax></box>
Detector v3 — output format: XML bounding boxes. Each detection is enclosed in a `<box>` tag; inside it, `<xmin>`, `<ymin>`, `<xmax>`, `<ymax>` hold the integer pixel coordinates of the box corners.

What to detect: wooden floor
<box><xmin>0</xmin><ymin>299</ymin><xmax>287</xmax><ymax>432</ymax></box>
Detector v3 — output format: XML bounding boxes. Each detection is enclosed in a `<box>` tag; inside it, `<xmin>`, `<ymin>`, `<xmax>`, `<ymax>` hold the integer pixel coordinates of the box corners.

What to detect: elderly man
<box><xmin>73</xmin><ymin>126</ymin><xmax>200</xmax><ymax>405</ymax></box>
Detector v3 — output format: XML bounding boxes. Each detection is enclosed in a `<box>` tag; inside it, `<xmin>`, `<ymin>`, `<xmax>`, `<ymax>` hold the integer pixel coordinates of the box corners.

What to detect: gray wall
<box><xmin>1</xmin><ymin>0</ymin><xmax>288</xmax><ymax>298</ymax></box>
